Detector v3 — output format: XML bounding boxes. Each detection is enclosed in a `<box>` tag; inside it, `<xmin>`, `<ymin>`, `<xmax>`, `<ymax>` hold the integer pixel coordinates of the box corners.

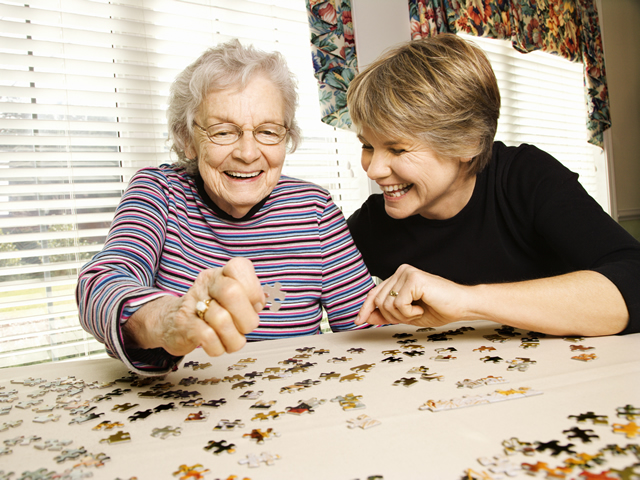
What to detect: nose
<box><xmin>363</xmin><ymin>149</ymin><xmax>391</xmax><ymax>181</ymax></box>
<box><xmin>233</xmin><ymin>131</ymin><xmax>261</xmax><ymax>163</ymax></box>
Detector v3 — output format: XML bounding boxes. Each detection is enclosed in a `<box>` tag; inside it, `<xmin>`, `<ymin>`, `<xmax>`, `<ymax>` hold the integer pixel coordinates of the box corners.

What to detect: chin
<box><xmin>384</xmin><ymin>205</ymin><xmax>411</xmax><ymax>220</ymax></box>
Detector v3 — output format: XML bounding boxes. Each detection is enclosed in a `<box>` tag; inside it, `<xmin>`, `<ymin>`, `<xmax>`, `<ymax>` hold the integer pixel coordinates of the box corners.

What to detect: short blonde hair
<box><xmin>347</xmin><ymin>34</ymin><xmax>500</xmax><ymax>175</ymax></box>
<box><xmin>167</xmin><ymin>39</ymin><xmax>301</xmax><ymax>176</ymax></box>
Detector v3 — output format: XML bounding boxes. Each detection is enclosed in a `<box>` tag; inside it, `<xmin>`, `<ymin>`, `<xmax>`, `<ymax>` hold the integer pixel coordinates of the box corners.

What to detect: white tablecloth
<box><xmin>1</xmin><ymin>320</ymin><xmax>639</xmax><ymax>479</ymax></box>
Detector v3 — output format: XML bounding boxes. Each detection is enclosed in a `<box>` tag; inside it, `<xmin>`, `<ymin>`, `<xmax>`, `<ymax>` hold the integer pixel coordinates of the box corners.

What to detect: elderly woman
<box><xmin>347</xmin><ymin>34</ymin><xmax>640</xmax><ymax>336</ymax></box>
<box><xmin>77</xmin><ymin>40</ymin><xmax>374</xmax><ymax>375</ymax></box>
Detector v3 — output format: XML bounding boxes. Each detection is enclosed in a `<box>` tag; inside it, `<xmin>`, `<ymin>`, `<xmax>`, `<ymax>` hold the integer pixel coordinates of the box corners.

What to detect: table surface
<box><xmin>1</xmin><ymin>320</ymin><xmax>639</xmax><ymax>480</ymax></box>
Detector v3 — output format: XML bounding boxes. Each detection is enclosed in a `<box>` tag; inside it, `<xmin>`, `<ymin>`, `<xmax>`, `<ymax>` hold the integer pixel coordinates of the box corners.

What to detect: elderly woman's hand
<box><xmin>125</xmin><ymin>257</ymin><xmax>265</xmax><ymax>357</ymax></box>
<box><xmin>355</xmin><ymin>264</ymin><xmax>474</xmax><ymax>328</ymax></box>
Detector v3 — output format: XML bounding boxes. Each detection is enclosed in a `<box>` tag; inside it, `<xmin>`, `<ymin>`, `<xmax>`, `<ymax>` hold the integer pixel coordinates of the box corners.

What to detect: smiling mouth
<box><xmin>380</xmin><ymin>183</ymin><xmax>413</xmax><ymax>197</ymax></box>
<box><xmin>225</xmin><ymin>171</ymin><xmax>262</xmax><ymax>179</ymax></box>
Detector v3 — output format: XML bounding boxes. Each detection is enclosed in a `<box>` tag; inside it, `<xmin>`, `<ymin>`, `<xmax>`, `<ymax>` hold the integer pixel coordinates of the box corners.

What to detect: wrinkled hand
<box><xmin>355</xmin><ymin>264</ymin><xmax>472</xmax><ymax>329</ymax></box>
<box><xmin>140</xmin><ymin>257</ymin><xmax>265</xmax><ymax>357</ymax></box>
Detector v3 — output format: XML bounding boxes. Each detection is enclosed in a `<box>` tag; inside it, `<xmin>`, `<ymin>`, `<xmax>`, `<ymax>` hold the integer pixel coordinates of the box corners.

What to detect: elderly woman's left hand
<box><xmin>355</xmin><ymin>263</ymin><xmax>474</xmax><ymax>329</ymax></box>
<box><xmin>124</xmin><ymin>257</ymin><xmax>266</xmax><ymax>357</ymax></box>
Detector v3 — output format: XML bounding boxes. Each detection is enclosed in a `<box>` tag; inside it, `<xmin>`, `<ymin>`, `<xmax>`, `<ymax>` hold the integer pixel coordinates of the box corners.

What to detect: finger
<box><xmin>222</xmin><ymin>257</ymin><xmax>266</xmax><ymax>312</ymax></box>
<box><xmin>208</xmin><ymin>275</ymin><xmax>261</xmax><ymax>334</ymax></box>
<box><xmin>195</xmin><ymin>322</ymin><xmax>226</xmax><ymax>357</ymax></box>
<box><xmin>200</xmin><ymin>297</ymin><xmax>248</xmax><ymax>353</ymax></box>
<box><xmin>355</xmin><ymin>288</ymin><xmax>381</xmax><ymax>325</ymax></box>
<box><xmin>374</xmin><ymin>285</ymin><xmax>408</xmax><ymax>324</ymax></box>
<box><xmin>362</xmin><ymin>309</ymin><xmax>394</xmax><ymax>326</ymax></box>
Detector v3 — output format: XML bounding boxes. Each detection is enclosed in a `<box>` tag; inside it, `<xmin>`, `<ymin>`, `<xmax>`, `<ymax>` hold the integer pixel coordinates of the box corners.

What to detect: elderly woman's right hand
<box><xmin>125</xmin><ymin>257</ymin><xmax>265</xmax><ymax>357</ymax></box>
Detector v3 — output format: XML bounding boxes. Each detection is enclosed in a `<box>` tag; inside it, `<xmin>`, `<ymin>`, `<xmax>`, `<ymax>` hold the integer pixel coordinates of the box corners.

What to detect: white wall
<box><xmin>351</xmin><ymin>0</ymin><xmax>411</xmax><ymax>197</ymax></box>
<box><xmin>351</xmin><ymin>0</ymin><xmax>411</xmax><ymax>70</ymax></box>
<box><xmin>598</xmin><ymin>0</ymin><xmax>640</xmax><ymax>224</ymax></box>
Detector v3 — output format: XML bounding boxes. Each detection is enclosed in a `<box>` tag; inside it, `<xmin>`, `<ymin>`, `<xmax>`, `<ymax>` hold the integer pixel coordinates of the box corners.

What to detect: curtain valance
<box><xmin>307</xmin><ymin>0</ymin><xmax>611</xmax><ymax>147</ymax></box>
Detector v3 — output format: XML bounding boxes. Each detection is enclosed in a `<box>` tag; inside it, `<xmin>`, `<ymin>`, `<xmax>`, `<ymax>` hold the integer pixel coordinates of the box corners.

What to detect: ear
<box><xmin>185</xmin><ymin>141</ymin><xmax>197</xmax><ymax>161</ymax></box>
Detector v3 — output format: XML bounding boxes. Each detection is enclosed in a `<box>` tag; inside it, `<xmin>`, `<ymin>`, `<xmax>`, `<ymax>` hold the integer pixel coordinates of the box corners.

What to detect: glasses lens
<box><xmin>206</xmin><ymin>124</ymin><xmax>241</xmax><ymax>145</ymax></box>
<box><xmin>254</xmin><ymin>123</ymin><xmax>287</xmax><ymax>145</ymax></box>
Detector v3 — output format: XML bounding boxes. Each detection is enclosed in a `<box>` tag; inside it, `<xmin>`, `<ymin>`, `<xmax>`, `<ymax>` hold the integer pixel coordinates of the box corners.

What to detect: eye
<box><xmin>390</xmin><ymin>148</ymin><xmax>406</xmax><ymax>155</ymax></box>
<box><xmin>255</xmin><ymin>127</ymin><xmax>278</xmax><ymax>138</ymax></box>
<box><xmin>209</xmin><ymin>125</ymin><xmax>239</xmax><ymax>139</ymax></box>
<box><xmin>361</xmin><ymin>144</ymin><xmax>373</xmax><ymax>151</ymax></box>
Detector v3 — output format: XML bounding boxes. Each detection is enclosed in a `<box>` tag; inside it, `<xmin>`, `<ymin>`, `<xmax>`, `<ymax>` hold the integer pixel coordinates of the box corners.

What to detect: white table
<box><xmin>1</xmin><ymin>320</ymin><xmax>639</xmax><ymax>479</ymax></box>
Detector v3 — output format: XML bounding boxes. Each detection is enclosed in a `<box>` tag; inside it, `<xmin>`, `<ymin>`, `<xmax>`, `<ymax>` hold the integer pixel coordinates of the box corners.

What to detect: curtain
<box><xmin>307</xmin><ymin>0</ymin><xmax>611</xmax><ymax>147</ymax></box>
<box><xmin>306</xmin><ymin>0</ymin><xmax>358</xmax><ymax>129</ymax></box>
<box><xmin>409</xmin><ymin>0</ymin><xmax>610</xmax><ymax>147</ymax></box>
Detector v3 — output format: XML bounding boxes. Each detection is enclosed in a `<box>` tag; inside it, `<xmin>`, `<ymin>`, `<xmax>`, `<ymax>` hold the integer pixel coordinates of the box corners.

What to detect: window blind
<box><xmin>460</xmin><ymin>34</ymin><xmax>605</xmax><ymax>207</ymax></box>
<box><xmin>0</xmin><ymin>0</ymin><xmax>362</xmax><ymax>368</ymax></box>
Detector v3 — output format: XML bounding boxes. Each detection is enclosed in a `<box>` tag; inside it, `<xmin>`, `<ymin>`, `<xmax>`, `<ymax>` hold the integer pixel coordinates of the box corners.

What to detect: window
<box><xmin>0</xmin><ymin>0</ymin><xmax>362</xmax><ymax>368</ymax></box>
<box><xmin>460</xmin><ymin>34</ymin><xmax>608</xmax><ymax>211</ymax></box>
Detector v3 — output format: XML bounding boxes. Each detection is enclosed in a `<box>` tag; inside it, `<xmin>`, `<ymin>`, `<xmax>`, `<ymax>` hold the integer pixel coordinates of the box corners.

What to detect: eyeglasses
<box><xmin>193</xmin><ymin>122</ymin><xmax>289</xmax><ymax>146</ymax></box>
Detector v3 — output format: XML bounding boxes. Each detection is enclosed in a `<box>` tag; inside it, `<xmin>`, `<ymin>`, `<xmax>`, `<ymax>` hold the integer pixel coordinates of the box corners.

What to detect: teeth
<box><xmin>381</xmin><ymin>183</ymin><xmax>412</xmax><ymax>197</ymax></box>
<box><xmin>227</xmin><ymin>171</ymin><xmax>260</xmax><ymax>178</ymax></box>
<box><xmin>381</xmin><ymin>183</ymin><xmax>411</xmax><ymax>192</ymax></box>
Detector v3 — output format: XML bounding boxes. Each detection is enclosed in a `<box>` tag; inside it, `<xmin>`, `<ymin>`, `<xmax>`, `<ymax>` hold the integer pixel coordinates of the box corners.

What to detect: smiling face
<box><xmin>186</xmin><ymin>75</ymin><xmax>287</xmax><ymax>218</ymax></box>
<box><xmin>358</xmin><ymin>126</ymin><xmax>476</xmax><ymax>220</ymax></box>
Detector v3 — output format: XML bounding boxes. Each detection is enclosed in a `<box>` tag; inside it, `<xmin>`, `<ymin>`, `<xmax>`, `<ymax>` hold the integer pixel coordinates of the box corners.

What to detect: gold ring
<box><xmin>389</xmin><ymin>290</ymin><xmax>398</xmax><ymax>297</ymax></box>
<box><xmin>195</xmin><ymin>299</ymin><xmax>211</xmax><ymax>319</ymax></box>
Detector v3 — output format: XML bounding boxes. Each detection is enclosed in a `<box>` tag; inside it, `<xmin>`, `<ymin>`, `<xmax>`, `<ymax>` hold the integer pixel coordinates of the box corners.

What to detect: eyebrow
<box><xmin>357</xmin><ymin>134</ymin><xmax>404</xmax><ymax>147</ymax></box>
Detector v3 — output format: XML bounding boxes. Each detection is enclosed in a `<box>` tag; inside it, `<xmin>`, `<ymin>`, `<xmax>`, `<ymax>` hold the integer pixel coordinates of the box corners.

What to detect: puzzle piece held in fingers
<box><xmin>263</xmin><ymin>282</ymin><xmax>286</xmax><ymax>312</ymax></box>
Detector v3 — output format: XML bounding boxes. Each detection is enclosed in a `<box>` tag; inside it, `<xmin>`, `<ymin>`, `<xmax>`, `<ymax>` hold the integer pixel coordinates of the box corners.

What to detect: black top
<box><xmin>348</xmin><ymin>142</ymin><xmax>640</xmax><ymax>334</ymax></box>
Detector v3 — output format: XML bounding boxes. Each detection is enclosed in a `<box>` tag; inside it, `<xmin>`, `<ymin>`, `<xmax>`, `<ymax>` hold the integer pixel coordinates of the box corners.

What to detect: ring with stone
<box><xmin>195</xmin><ymin>299</ymin><xmax>211</xmax><ymax>319</ymax></box>
<box><xmin>389</xmin><ymin>290</ymin><xmax>399</xmax><ymax>297</ymax></box>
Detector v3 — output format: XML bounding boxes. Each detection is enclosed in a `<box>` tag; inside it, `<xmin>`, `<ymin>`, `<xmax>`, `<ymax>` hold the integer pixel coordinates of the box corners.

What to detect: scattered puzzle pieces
<box><xmin>612</xmin><ymin>421</ymin><xmax>640</xmax><ymax>439</ymax></box>
<box><xmin>572</xmin><ymin>353</ymin><xmax>598</xmax><ymax>362</ymax></box>
<box><xmin>173</xmin><ymin>464</ymin><xmax>211</xmax><ymax>479</ymax></box>
<box><xmin>419</xmin><ymin>387</ymin><xmax>542</xmax><ymax>412</ymax></box>
<box><xmin>99</xmin><ymin>431</ymin><xmax>131</xmax><ymax>445</ymax></box>
<box><xmin>347</xmin><ymin>414</ymin><xmax>381</xmax><ymax>430</ymax></box>
<box><xmin>617</xmin><ymin>405</ymin><xmax>640</xmax><ymax>421</ymax></box>
<box><xmin>238</xmin><ymin>451</ymin><xmax>281</xmax><ymax>468</ymax></box>
<box><xmin>203</xmin><ymin>439</ymin><xmax>236</xmax><ymax>455</ymax></box>
<box><xmin>569</xmin><ymin>412</ymin><xmax>609</xmax><ymax>425</ymax></box>
<box><xmin>563</xmin><ymin>426</ymin><xmax>600</xmax><ymax>443</ymax></box>
<box><xmin>151</xmin><ymin>426</ymin><xmax>182</xmax><ymax>439</ymax></box>
<box><xmin>243</xmin><ymin>428</ymin><xmax>280</xmax><ymax>444</ymax></box>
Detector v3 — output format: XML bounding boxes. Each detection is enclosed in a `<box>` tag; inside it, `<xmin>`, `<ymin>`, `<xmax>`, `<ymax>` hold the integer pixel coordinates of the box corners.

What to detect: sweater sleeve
<box><xmin>505</xmin><ymin>145</ymin><xmax>640</xmax><ymax>334</ymax></box>
<box><xmin>318</xmin><ymin>199</ymin><xmax>375</xmax><ymax>331</ymax></box>
<box><xmin>76</xmin><ymin>167</ymin><xmax>183</xmax><ymax>374</ymax></box>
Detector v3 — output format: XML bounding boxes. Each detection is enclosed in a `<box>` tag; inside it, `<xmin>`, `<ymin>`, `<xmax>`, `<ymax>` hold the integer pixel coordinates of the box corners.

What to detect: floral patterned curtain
<box><xmin>306</xmin><ymin>0</ymin><xmax>358</xmax><ymax>130</ymax></box>
<box><xmin>409</xmin><ymin>0</ymin><xmax>610</xmax><ymax>147</ymax></box>
<box><xmin>306</xmin><ymin>0</ymin><xmax>610</xmax><ymax>147</ymax></box>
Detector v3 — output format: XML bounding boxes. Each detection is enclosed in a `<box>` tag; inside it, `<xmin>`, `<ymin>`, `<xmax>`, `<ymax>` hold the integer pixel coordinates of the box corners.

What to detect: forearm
<box><xmin>123</xmin><ymin>295</ymin><xmax>181</xmax><ymax>350</ymax></box>
<box><xmin>468</xmin><ymin>271</ymin><xmax>629</xmax><ymax>336</ymax></box>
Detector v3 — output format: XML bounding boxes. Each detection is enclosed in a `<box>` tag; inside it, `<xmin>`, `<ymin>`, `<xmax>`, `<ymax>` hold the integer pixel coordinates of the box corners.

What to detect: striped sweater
<box><xmin>76</xmin><ymin>165</ymin><xmax>375</xmax><ymax>375</ymax></box>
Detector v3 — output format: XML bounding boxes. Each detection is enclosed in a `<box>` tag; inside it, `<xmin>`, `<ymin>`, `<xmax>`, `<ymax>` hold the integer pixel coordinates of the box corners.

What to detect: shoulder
<box><xmin>272</xmin><ymin>176</ymin><xmax>331</xmax><ymax>197</ymax></box>
<box><xmin>489</xmin><ymin>142</ymin><xmax>579</xmax><ymax>203</ymax></box>
<box><xmin>126</xmin><ymin>164</ymin><xmax>197</xmax><ymax>201</ymax></box>
<box><xmin>348</xmin><ymin>194</ymin><xmax>386</xmax><ymax>229</ymax></box>
<box><xmin>268</xmin><ymin>176</ymin><xmax>334</xmax><ymax>208</ymax></box>
<box><xmin>491</xmin><ymin>142</ymin><xmax>577</xmax><ymax>184</ymax></box>
<box><xmin>130</xmin><ymin>164</ymin><xmax>191</xmax><ymax>187</ymax></box>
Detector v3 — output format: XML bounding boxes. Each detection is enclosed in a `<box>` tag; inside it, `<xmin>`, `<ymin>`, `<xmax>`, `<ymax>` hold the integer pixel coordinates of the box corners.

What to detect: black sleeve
<box><xmin>504</xmin><ymin>145</ymin><xmax>640</xmax><ymax>335</ymax></box>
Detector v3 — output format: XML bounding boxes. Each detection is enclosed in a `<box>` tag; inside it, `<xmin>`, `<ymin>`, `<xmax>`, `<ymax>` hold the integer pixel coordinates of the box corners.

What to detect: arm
<box><xmin>356</xmin><ymin>145</ymin><xmax>640</xmax><ymax>336</ymax></box>
<box><xmin>77</xmin><ymin>168</ymin><xmax>265</xmax><ymax>374</ymax></box>
<box><xmin>318</xmin><ymin>199</ymin><xmax>375</xmax><ymax>331</ymax></box>
<box><xmin>356</xmin><ymin>264</ymin><xmax>628</xmax><ymax>336</ymax></box>
<box><xmin>124</xmin><ymin>257</ymin><xmax>265</xmax><ymax>355</ymax></box>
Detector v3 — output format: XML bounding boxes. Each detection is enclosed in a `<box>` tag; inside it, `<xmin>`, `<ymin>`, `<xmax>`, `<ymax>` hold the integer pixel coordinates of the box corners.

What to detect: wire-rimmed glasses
<box><xmin>194</xmin><ymin>122</ymin><xmax>289</xmax><ymax>146</ymax></box>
